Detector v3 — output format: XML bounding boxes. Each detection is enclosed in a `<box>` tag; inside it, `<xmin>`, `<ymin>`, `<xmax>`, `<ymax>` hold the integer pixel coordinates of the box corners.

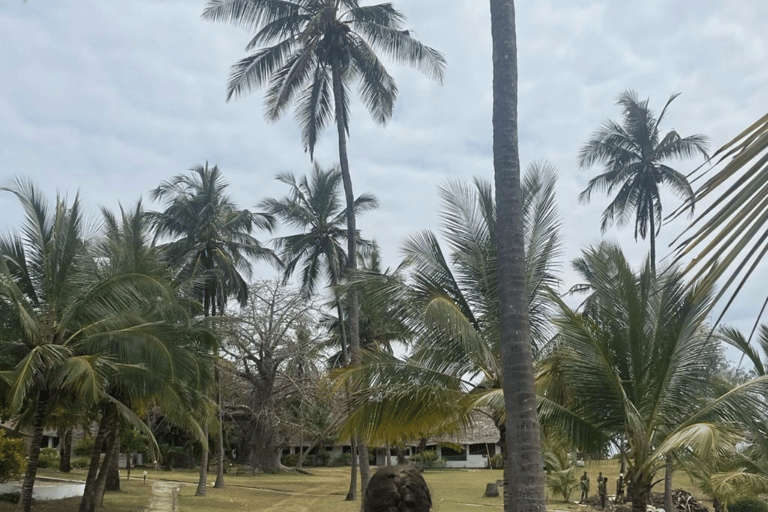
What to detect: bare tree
<box><xmin>220</xmin><ymin>279</ymin><xmax>324</xmax><ymax>471</ymax></box>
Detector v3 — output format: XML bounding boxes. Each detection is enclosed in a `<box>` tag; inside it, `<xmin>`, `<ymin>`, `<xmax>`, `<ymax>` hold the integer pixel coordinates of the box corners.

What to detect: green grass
<box><xmin>0</xmin><ymin>460</ymin><xmax>709</xmax><ymax>512</ymax></box>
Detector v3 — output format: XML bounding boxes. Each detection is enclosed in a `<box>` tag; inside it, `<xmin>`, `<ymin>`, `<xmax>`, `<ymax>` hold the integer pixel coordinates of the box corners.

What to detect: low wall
<box><xmin>0</xmin><ymin>477</ymin><xmax>85</xmax><ymax>500</ymax></box>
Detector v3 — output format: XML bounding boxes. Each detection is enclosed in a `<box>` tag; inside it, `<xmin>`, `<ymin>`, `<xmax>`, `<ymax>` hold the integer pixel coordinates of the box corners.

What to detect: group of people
<box><xmin>580</xmin><ymin>471</ymin><xmax>626</xmax><ymax>508</ymax></box>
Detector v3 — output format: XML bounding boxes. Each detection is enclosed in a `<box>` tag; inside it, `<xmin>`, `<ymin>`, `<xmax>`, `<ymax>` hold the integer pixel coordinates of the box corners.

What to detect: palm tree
<box><xmin>489</xmin><ymin>1</ymin><xmax>547</xmax><ymax>509</ymax></box>
<box><xmin>149</xmin><ymin>162</ymin><xmax>276</xmax><ymax>493</ymax></box>
<box><xmin>539</xmin><ymin>247</ymin><xmax>768</xmax><ymax>512</ymax></box>
<box><xmin>579</xmin><ymin>90</ymin><xmax>710</xmax><ymax>270</ymax></box>
<box><xmin>0</xmin><ymin>180</ymin><xmax>206</xmax><ymax>512</ymax></box>
<box><xmin>337</xmin><ymin>163</ymin><xmax>561</xmax><ymax>463</ymax></box>
<box><xmin>258</xmin><ymin>163</ymin><xmax>378</xmax><ymax>364</ymax></box>
<box><xmin>672</xmin><ymin>112</ymin><xmax>768</xmax><ymax>321</ymax></box>
<box><xmin>76</xmin><ymin>202</ymin><xmax>217</xmax><ymax>512</ymax></box>
<box><xmin>202</xmin><ymin>1</ymin><xmax>445</xmax><ymax>492</ymax></box>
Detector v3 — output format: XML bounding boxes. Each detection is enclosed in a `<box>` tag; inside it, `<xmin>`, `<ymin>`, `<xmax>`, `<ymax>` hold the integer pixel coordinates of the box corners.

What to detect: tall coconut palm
<box><xmin>539</xmin><ymin>247</ymin><xmax>768</xmax><ymax>512</ymax></box>
<box><xmin>489</xmin><ymin>1</ymin><xmax>547</xmax><ymax>509</ymax></box>
<box><xmin>672</xmin><ymin>113</ymin><xmax>768</xmax><ymax>321</ymax></box>
<box><xmin>579</xmin><ymin>90</ymin><xmax>710</xmax><ymax>270</ymax></box>
<box><xmin>0</xmin><ymin>180</ymin><xmax>202</xmax><ymax>512</ymax></box>
<box><xmin>75</xmin><ymin>202</ymin><xmax>217</xmax><ymax>512</ymax></box>
<box><xmin>202</xmin><ymin>2</ymin><xmax>444</xmax><ymax>493</ymax></box>
<box><xmin>258</xmin><ymin>163</ymin><xmax>378</xmax><ymax>364</ymax></box>
<box><xmin>149</xmin><ymin>162</ymin><xmax>276</xmax><ymax>492</ymax></box>
<box><xmin>337</xmin><ymin>164</ymin><xmax>561</xmax><ymax>467</ymax></box>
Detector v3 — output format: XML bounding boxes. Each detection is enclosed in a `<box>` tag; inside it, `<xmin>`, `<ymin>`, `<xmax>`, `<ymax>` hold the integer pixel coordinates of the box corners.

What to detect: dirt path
<box><xmin>147</xmin><ymin>480</ymin><xmax>181</xmax><ymax>512</ymax></box>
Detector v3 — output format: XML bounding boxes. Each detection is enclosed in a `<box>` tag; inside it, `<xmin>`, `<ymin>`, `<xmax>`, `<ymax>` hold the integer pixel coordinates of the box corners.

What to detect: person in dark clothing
<box><xmin>598</xmin><ymin>477</ymin><xmax>608</xmax><ymax>509</ymax></box>
<box><xmin>616</xmin><ymin>474</ymin><xmax>625</xmax><ymax>504</ymax></box>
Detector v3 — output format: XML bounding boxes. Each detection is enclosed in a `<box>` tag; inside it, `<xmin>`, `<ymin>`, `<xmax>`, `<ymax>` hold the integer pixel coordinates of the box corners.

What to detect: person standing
<box><xmin>616</xmin><ymin>474</ymin><xmax>625</xmax><ymax>504</ymax></box>
<box><xmin>580</xmin><ymin>472</ymin><xmax>590</xmax><ymax>503</ymax></box>
<box><xmin>598</xmin><ymin>477</ymin><xmax>608</xmax><ymax>509</ymax></box>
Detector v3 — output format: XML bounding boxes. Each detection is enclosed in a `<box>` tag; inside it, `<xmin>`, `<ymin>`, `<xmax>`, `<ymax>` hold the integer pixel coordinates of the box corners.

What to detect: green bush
<box><xmin>37</xmin><ymin>447</ymin><xmax>60</xmax><ymax>469</ymax></box>
<box><xmin>71</xmin><ymin>457</ymin><xmax>91</xmax><ymax>469</ymax></box>
<box><xmin>490</xmin><ymin>453</ymin><xmax>503</xmax><ymax>469</ymax></box>
<box><xmin>0</xmin><ymin>430</ymin><xmax>26</xmax><ymax>483</ymax></box>
<box><xmin>546</xmin><ymin>467</ymin><xmax>578</xmax><ymax>502</ymax></box>
<box><xmin>281</xmin><ymin>453</ymin><xmax>299</xmax><ymax>467</ymax></box>
<box><xmin>334</xmin><ymin>452</ymin><xmax>353</xmax><ymax>466</ymax></box>
<box><xmin>0</xmin><ymin>492</ymin><xmax>20</xmax><ymax>504</ymax></box>
<box><xmin>409</xmin><ymin>450</ymin><xmax>447</xmax><ymax>469</ymax></box>
<box><xmin>729</xmin><ymin>498</ymin><xmax>768</xmax><ymax>512</ymax></box>
<box><xmin>73</xmin><ymin>436</ymin><xmax>95</xmax><ymax>457</ymax></box>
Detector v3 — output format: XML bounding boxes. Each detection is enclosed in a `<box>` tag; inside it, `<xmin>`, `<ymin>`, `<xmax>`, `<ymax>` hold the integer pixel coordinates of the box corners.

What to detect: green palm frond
<box><xmin>672</xmin><ymin>112</ymin><xmax>768</xmax><ymax>321</ymax></box>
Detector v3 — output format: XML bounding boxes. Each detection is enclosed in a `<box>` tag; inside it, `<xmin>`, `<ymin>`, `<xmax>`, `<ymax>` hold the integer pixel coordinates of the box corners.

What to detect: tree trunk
<box><xmin>649</xmin><ymin>211</ymin><xmax>656</xmax><ymax>273</ymax></box>
<box><xmin>79</xmin><ymin>410</ymin><xmax>111</xmax><ymax>512</ymax></box>
<box><xmin>195</xmin><ymin>424</ymin><xmax>209</xmax><ymax>496</ymax></box>
<box><xmin>664</xmin><ymin>454</ymin><xmax>673</xmax><ymax>512</ymax></box>
<box><xmin>126</xmin><ymin>452</ymin><xmax>132</xmax><ymax>480</ymax></box>
<box><xmin>94</xmin><ymin>429</ymin><xmax>120</xmax><ymax>506</ymax></box>
<box><xmin>346</xmin><ymin>438</ymin><xmax>358</xmax><ymax>501</ymax></box>
<box><xmin>332</xmin><ymin>53</ymin><xmax>363</xmax><ymax>503</ymax></box>
<box><xmin>59</xmin><ymin>428</ymin><xmax>73</xmax><ymax>473</ymax></box>
<box><xmin>18</xmin><ymin>390</ymin><xmax>48</xmax><ymax>512</ymax></box>
<box><xmin>490</xmin><ymin>2</ymin><xmax>546</xmax><ymax>512</ymax></box>
<box><xmin>360</xmin><ymin>443</ymin><xmax>371</xmax><ymax>499</ymax></box>
<box><xmin>249</xmin><ymin>416</ymin><xmax>282</xmax><ymax>472</ymax></box>
<box><xmin>214</xmin><ymin>359</ymin><xmax>225</xmax><ymax>488</ymax></box>
<box><xmin>104</xmin><ymin>437</ymin><xmax>121</xmax><ymax>492</ymax></box>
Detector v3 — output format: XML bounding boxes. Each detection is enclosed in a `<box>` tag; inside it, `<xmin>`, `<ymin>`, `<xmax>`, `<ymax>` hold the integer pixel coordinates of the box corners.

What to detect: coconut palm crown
<box><xmin>579</xmin><ymin>90</ymin><xmax>709</xmax><ymax>269</ymax></box>
<box><xmin>203</xmin><ymin>0</ymin><xmax>446</xmax><ymax>158</ymax></box>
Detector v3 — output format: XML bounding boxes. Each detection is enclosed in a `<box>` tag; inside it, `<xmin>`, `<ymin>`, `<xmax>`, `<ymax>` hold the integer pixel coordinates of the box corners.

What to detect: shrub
<box><xmin>490</xmin><ymin>453</ymin><xmax>503</xmax><ymax>469</ymax></box>
<box><xmin>73</xmin><ymin>436</ymin><xmax>95</xmax><ymax>457</ymax></box>
<box><xmin>37</xmin><ymin>447</ymin><xmax>60</xmax><ymax>469</ymax></box>
<box><xmin>410</xmin><ymin>450</ymin><xmax>447</xmax><ymax>469</ymax></box>
<box><xmin>546</xmin><ymin>467</ymin><xmax>578</xmax><ymax>502</ymax></box>
<box><xmin>729</xmin><ymin>498</ymin><xmax>768</xmax><ymax>512</ymax></box>
<box><xmin>0</xmin><ymin>492</ymin><xmax>20</xmax><ymax>504</ymax></box>
<box><xmin>0</xmin><ymin>430</ymin><xmax>26</xmax><ymax>483</ymax></box>
<box><xmin>334</xmin><ymin>452</ymin><xmax>353</xmax><ymax>467</ymax></box>
<box><xmin>71</xmin><ymin>457</ymin><xmax>91</xmax><ymax>470</ymax></box>
<box><xmin>281</xmin><ymin>453</ymin><xmax>299</xmax><ymax>467</ymax></box>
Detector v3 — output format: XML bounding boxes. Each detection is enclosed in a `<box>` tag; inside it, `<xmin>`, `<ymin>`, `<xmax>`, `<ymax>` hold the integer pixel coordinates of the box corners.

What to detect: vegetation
<box><xmin>578</xmin><ymin>90</ymin><xmax>709</xmax><ymax>269</ymax></box>
<box><xmin>0</xmin><ymin>431</ymin><xmax>25</xmax><ymax>483</ymax></box>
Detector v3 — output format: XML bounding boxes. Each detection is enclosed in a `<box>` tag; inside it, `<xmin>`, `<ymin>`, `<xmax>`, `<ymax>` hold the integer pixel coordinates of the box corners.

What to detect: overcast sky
<box><xmin>1</xmin><ymin>1</ymin><xmax>766</xmax><ymax>347</ymax></box>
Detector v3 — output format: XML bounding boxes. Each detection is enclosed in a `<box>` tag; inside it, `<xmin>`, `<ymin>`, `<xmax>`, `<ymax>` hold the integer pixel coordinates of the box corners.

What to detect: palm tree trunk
<box><xmin>346</xmin><ymin>437</ymin><xmax>358</xmax><ymax>501</ymax></box>
<box><xmin>489</xmin><ymin>1</ymin><xmax>546</xmax><ymax>512</ymax></box>
<box><xmin>18</xmin><ymin>389</ymin><xmax>48</xmax><ymax>512</ymax></box>
<box><xmin>94</xmin><ymin>428</ymin><xmax>121</xmax><ymax>507</ymax></box>
<box><xmin>664</xmin><ymin>454</ymin><xmax>673</xmax><ymax>512</ymax></box>
<box><xmin>214</xmin><ymin>359</ymin><xmax>225</xmax><ymax>488</ymax></box>
<box><xmin>649</xmin><ymin>211</ymin><xmax>656</xmax><ymax>273</ymax></box>
<box><xmin>79</xmin><ymin>409</ymin><xmax>112</xmax><ymax>512</ymax></box>
<box><xmin>332</xmin><ymin>54</ymin><xmax>365</xmax><ymax>502</ymax></box>
<box><xmin>59</xmin><ymin>428</ymin><xmax>73</xmax><ymax>473</ymax></box>
<box><xmin>196</xmin><ymin>424</ymin><xmax>209</xmax><ymax>496</ymax></box>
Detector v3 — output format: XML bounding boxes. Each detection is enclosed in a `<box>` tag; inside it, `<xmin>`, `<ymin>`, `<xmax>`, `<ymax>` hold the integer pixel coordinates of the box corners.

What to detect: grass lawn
<box><xmin>0</xmin><ymin>460</ymin><xmax>709</xmax><ymax>512</ymax></box>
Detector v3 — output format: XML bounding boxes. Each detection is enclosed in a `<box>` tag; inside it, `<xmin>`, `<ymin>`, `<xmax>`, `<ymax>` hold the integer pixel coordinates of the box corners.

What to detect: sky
<box><xmin>1</xmin><ymin>1</ymin><xmax>767</xmax><ymax>354</ymax></box>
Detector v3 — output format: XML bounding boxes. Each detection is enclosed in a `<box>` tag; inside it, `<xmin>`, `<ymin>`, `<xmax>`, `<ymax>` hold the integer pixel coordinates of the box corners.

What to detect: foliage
<box><xmin>0</xmin><ymin>492</ymin><xmax>20</xmax><ymax>504</ymax></box>
<box><xmin>540</xmin><ymin>245</ymin><xmax>768</xmax><ymax>512</ymax></box>
<box><xmin>546</xmin><ymin>467</ymin><xmax>578</xmax><ymax>502</ymax></box>
<box><xmin>281</xmin><ymin>453</ymin><xmax>299</xmax><ymax>467</ymax></box>
<box><xmin>729</xmin><ymin>498</ymin><xmax>768</xmax><ymax>512</ymax></box>
<box><xmin>490</xmin><ymin>453</ymin><xmax>503</xmax><ymax>470</ymax></box>
<box><xmin>672</xmin><ymin>112</ymin><xmax>768</xmax><ymax>322</ymax></box>
<box><xmin>70</xmin><ymin>457</ymin><xmax>91</xmax><ymax>470</ymax></box>
<box><xmin>36</xmin><ymin>448</ymin><xmax>60</xmax><ymax>469</ymax></box>
<box><xmin>579</xmin><ymin>89</ymin><xmax>709</xmax><ymax>267</ymax></box>
<box><xmin>202</xmin><ymin>0</ymin><xmax>445</xmax><ymax>158</ymax></box>
<box><xmin>0</xmin><ymin>431</ymin><xmax>25</xmax><ymax>483</ymax></box>
<box><xmin>73</xmin><ymin>437</ymin><xmax>95</xmax><ymax>458</ymax></box>
<box><xmin>409</xmin><ymin>450</ymin><xmax>447</xmax><ymax>469</ymax></box>
<box><xmin>336</xmin><ymin>163</ymin><xmax>562</xmax><ymax>443</ymax></box>
<box><xmin>334</xmin><ymin>452</ymin><xmax>353</xmax><ymax>467</ymax></box>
